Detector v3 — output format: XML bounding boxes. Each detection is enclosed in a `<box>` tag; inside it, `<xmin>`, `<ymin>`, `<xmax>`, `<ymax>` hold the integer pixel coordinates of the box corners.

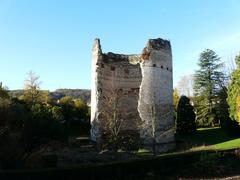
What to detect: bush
<box><xmin>221</xmin><ymin>117</ymin><xmax>240</xmax><ymax>136</ymax></box>
<box><xmin>24</xmin><ymin>104</ymin><xmax>67</xmax><ymax>148</ymax></box>
<box><xmin>176</xmin><ymin>96</ymin><xmax>196</xmax><ymax>134</ymax></box>
<box><xmin>102</xmin><ymin>130</ymin><xmax>140</xmax><ymax>152</ymax></box>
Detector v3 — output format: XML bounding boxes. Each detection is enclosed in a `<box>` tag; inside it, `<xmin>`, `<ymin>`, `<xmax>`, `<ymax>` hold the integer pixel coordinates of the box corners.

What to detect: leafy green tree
<box><xmin>39</xmin><ymin>90</ymin><xmax>53</xmax><ymax>105</ymax></box>
<box><xmin>194</xmin><ymin>49</ymin><xmax>225</xmax><ymax>126</ymax></box>
<box><xmin>227</xmin><ymin>54</ymin><xmax>240</xmax><ymax>123</ymax></box>
<box><xmin>219</xmin><ymin>86</ymin><xmax>240</xmax><ymax>136</ymax></box>
<box><xmin>58</xmin><ymin>96</ymin><xmax>75</xmax><ymax>136</ymax></box>
<box><xmin>51</xmin><ymin>106</ymin><xmax>64</xmax><ymax>122</ymax></box>
<box><xmin>216</xmin><ymin>87</ymin><xmax>230</xmax><ymax>122</ymax></box>
<box><xmin>59</xmin><ymin>96</ymin><xmax>74</xmax><ymax>106</ymax></box>
<box><xmin>176</xmin><ymin>96</ymin><xmax>196</xmax><ymax>134</ymax></box>
<box><xmin>58</xmin><ymin>96</ymin><xmax>74</xmax><ymax>119</ymax></box>
<box><xmin>24</xmin><ymin>104</ymin><xmax>66</xmax><ymax>148</ymax></box>
<box><xmin>0</xmin><ymin>82</ymin><xmax>9</xmax><ymax>99</ymax></box>
<box><xmin>0</xmin><ymin>83</ymin><xmax>11</xmax><ymax>128</ymax></box>
<box><xmin>74</xmin><ymin>99</ymin><xmax>89</xmax><ymax>120</ymax></box>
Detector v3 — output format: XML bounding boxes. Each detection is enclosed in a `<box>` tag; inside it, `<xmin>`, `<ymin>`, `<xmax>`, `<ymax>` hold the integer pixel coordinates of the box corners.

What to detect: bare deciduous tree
<box><xmin>24</xmin><ymin>71</ymin><xmax>41</xmax><ymax>104</ymax></box>
<box><xmin>101</xmin><ymin>88</ymin><xmax>123</xmax><ymax>144</ymax></box>
<box><xmin>177</xmin><ymin>74</ymin><xmax>195</xmax><ymax>97</ymax></box>
<box><xmin>100</xmin><ymin>81</ymin><xmax>136</xmax><ymax>151</ymax></box>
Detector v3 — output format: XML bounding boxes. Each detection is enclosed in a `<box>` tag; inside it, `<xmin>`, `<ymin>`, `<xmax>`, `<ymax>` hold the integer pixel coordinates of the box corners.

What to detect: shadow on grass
<box><xmin>175</xmin><ymin>127</ymin><xmax>239</xmax><ymax>151</ymax></box>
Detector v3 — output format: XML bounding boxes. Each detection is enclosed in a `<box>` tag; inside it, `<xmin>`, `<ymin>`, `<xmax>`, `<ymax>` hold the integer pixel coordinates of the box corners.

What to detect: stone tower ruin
<box><xmin>91</xmin><ymin>38</ymin><xmax>175</xmax><ymax>152</ymax></box>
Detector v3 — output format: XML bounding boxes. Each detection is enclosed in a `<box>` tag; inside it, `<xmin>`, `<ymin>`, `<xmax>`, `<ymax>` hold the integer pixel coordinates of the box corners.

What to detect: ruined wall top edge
<box><xmin>93</xmin><ymin>38</ymin><xmax>171</xmax><ymax>63</ymax></box>
<box><xmin>147</xmin><ymin>38</ymin><xmax>171</xmax><ymax>51</ymax></box>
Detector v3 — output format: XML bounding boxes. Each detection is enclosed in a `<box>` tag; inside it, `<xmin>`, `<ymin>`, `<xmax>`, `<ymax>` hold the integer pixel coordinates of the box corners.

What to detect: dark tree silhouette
<box><xmin>176</xmin><ymin>96</ymin><xmax>196</xmax><ymax>134</ymax></box>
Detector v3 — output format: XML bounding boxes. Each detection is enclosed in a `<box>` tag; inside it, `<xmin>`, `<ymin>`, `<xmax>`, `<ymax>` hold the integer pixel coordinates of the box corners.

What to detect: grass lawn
<box><xmin>176</xmin><ymin>127</ymin><xmax>240</xmax><ymax>151</ymax></box>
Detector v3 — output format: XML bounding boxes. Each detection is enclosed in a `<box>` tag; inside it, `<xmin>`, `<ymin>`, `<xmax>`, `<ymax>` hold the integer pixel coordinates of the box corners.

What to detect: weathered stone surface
<box><xmin>91</xmin><ymin>38</ymin><xmax>175</xmax><ymax>152</ymax></box>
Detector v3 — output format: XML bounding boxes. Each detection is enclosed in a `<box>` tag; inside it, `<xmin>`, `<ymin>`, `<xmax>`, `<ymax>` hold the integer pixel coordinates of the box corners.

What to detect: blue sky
<box><xmin>0</xmin><ymin>0</ymin><xmax>240</xmax><ymax>90</ymax></box>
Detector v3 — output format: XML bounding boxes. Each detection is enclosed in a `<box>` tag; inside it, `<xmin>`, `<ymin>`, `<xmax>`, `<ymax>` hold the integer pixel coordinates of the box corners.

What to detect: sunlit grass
<box><xmin>197</xmin><ymin>127</ymin><xmax>220</xmax><ymax>131</ymax></box>
<box><xmin>212</xmin><ymin>138</ymin><xmax>240</xmax><ymax>150</ymax></box>
<box><xmin>137</xmin><ymin>127</ymin><xmax>240</xmax><ymax>157</ymax></box>
<box><xmin>177</xmin><ymin>127</ymin><xmax>240</xmax><ymax>151</ymax></box>
<box><xmin>137</xmin><ymin>149</ymin><xmax>150</xmax><ymax>153</ymax></box>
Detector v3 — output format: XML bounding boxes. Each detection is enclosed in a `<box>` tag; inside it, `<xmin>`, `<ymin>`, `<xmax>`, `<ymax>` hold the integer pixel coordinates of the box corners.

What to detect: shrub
<box><xmin>24</xmin><ymin>104</ymin><xmax>66</xmax><ymax>148</ymax></box>
<box><xmin>221</xmin><ymin>117</ymin><xmax>240</xmax><ymax>136</ymax></box>
<box><xmin>176</xmin><ymin>96</ymin><xmax>196</xmax><ymax>134</ymax></box>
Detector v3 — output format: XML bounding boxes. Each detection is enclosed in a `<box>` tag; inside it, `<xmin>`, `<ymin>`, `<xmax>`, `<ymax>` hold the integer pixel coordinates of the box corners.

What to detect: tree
<box><xmin>217</xmin><ymin>87</ymin><xmax>231</xmax><ymax>123</ymax></box>
<box><xmin>51</xmin><ymin>106</ymin><xmax>64</xmax><ymax>122</ymax></box>
<box><xmin>24</xmin><ymin>103</ymin><xmax>66</xmax><ymax>149</ymax></box>
<box><xmin>173</xmin><ymin>88</ymin><xmax>180</xmax><ymax>112</ymax></box>
<box><xmin>194</xmin><ymin>49</ymin><xmax>225</xmax><ymax>126</ymax></box>
<box><xmin>176</xmin><ymin>96</ymin><xmax>196</xmax><ymax>134</ymax></box>
<box><xmin>39</xmin><ymin>90</ymin><xmax>53</xmax><ymax>105</ymax></box>
<box><xmin>23</xmin><ymin>71</ymin><xmax>41</xmax><ymax>105</ymax></box>
<box><xmin>59</xmin><ymin>96</ymin><xmax>74</xmax><ymax>106</ymax></box>
<box><xmin>58</xmin><ymin>96</ymin><xmax>74</xmax><ymax>133</ymax></box>
<box><xmin>0</xmin><ymin>82</ymin><xmax>11</xmax><ymax>128</ymax></box>
<box><xmin>100</xmin><ymin>88</ymin><xmax>125</xmax><ymax>151</ymax></box>
<box><xmin>74</xmin><ymin>99</ymin><xmax>89</xmax><ymax>120</ymax></box>
<box><xmin>99</xmin><ymin>82</ymin><xmax>138</xmax><ymax>151</ymax></box>
<box><xmin>177</xmin><ymin>74</ymin><xmax>195</xmax><ymax>97</ymax></box>
<box><xmin>0</xmin><ymin>82</ymin><xmax>9</xmax><ymax>99</ymax></box>
<box><xmin>227</xmin><ymin>54</ymin><xmax>240</xmax><ymax>123</ymax></box>
<box><xmin>219</xmin><ymin>85</ymin><xmax>240</xmax><ymax>136</ymax></box>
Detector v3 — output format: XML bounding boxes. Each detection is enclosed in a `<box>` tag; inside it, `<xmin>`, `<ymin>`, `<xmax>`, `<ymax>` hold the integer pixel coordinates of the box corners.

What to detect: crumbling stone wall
<box><xmin>91</xmin><ymin>38</ymin><xmax>175</xmax><ymax>152</ymax></box>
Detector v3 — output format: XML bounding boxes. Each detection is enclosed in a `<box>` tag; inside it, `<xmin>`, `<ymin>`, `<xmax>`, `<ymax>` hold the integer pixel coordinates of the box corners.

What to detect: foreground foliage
<box><xmin>0</xmin><ymin>72</ymin><xmax>90</xmax><ymax>168</ymax></box>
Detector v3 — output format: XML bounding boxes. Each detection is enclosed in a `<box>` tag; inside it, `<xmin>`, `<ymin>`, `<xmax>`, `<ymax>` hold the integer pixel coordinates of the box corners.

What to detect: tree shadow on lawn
<box><xmin>175</xmin><ymin>127</ymin><xmax>239</xmax><ymax>151</ymax></box>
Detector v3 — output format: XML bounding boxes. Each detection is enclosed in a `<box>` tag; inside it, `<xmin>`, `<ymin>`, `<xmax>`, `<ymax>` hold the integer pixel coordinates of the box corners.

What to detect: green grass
<box><xmin>213</xmin><ymin>138</ymin><xmax>240</xmax><ymax>150</ymax></box>
<box><xmin>176</xmin><ymin>127</ymin><xmax>240</xmax><ymax>151</ymax></box>
<box><xmin>137</xmin><ymin>127</ymin><xmax>240</xmax><ymax>157</ymax></box>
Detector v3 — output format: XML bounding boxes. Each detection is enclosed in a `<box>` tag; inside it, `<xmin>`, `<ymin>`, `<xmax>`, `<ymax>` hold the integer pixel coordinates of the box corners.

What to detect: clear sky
<box><xmin>0</xmin><ymin>0</ymin><xmax>240</xmax><ymax>91</ymax></box>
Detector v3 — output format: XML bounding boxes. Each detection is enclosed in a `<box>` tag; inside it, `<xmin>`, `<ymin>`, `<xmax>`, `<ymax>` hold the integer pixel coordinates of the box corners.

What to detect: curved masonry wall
<box><xmin>91</xmin><ymin>38</ymin><xmax>175</xmax><ymax>152</ymax></box>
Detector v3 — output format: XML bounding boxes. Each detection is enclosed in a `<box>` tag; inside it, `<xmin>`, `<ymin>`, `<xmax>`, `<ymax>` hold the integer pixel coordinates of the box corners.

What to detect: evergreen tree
<box><xmin>176</xmin><ymin>96</ymin><xmax>196</xmax><ymax>134</ymax></box>
<box><xmin>194</xmin><ymin>49</ymin><xmax>225</xmax><ymax>126</ymax></box>
<box><xmin>227</xmin><ymin>54</ymin><xmax>240</xmax><ymax>123</ymax></box>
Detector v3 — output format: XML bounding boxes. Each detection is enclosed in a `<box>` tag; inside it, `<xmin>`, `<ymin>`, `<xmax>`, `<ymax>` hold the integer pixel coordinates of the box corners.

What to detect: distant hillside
<box><xmin>9</xmin><ymin>89</ymin><xmax>91</xmax><ymax>103</ymax></box>
<box><xmin>50</xmin><ymin>89</ymin><xmax>91</xmax><ymax>103</ymax></box>
<box><xmin>9</xmin><ymin>90</ymin><xmax>25</xmax><ymax>98</ymax></box>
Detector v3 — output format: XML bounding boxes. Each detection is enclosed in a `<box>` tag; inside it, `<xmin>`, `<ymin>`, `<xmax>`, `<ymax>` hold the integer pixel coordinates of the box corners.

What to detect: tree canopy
<box><xmin>194</xmin><ymin>49</ymin><xmax>225</xmax><ymax>126</ymax></box>
<box><xmin>227</xmin><ymin>54</ymin><xmax>240</xmax><ymax>123</ymax></box>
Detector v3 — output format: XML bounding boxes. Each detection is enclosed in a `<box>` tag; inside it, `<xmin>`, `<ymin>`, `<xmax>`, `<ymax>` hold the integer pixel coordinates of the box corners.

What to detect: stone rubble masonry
<box><xmin>90</xmin><ymin>38</ymin><xmax>175</xmax><ymax>152</ymax></box>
